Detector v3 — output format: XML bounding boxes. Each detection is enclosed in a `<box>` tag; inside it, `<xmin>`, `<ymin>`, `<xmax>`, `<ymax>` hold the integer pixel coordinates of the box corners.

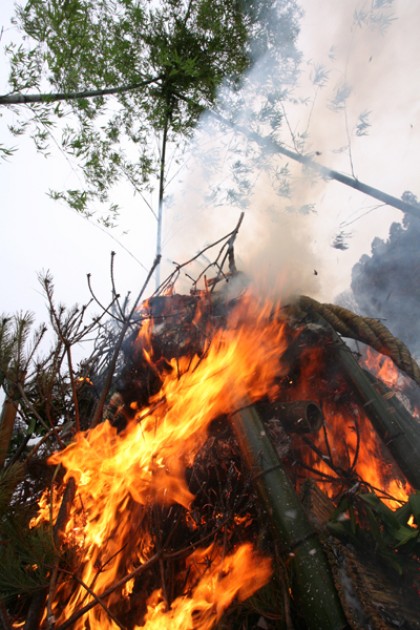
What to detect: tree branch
<box><xmin>0</xmin><ymin>75</ymin><xmax>163</xmax><ymax>106</ymax></box>
<box><xmin>90</xmin><ymin>255</ymin><xmax>161</xmax><ymax>427</ymax></box>
<box><xmin>212</xmin><ymin>111</ymin><xmax>420</xmax><ymax>219</ymax></box>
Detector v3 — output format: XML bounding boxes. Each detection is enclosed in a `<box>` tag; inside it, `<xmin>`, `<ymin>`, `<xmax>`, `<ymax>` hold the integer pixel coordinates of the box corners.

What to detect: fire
<box><xmin>30</xmin><ymin>287</ymin><xmax>415</xmax><ymax>626</ymax></box>
<box><xmin>287</xmin><ymin>339</ymin><xmax>411</xmax><ymax>508</ymax></box>
<box><xmin>363</xmin><ymin>347</ymin><xmax>399</xmax><ymax>389</ymax></box>
<box><xmin>33</xmin><ymin>290</ymin><xmax>285</xmax><ymax>627</ymax></box>
<box><xmin>141</xmin><ymin>543</ymin><xmax>271</xmax><ymax>629</ymax></box>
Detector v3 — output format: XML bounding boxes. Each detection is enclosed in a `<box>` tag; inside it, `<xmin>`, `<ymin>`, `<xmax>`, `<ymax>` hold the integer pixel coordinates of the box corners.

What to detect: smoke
<box><xmin>161</xmin><ymin>0</ymin><xmax>420</xmax><ymax>305</ymax></box>
<box><xmin>350</xmin><ymin>199</ymin><xmax>420</xmax><ymax>359</ymax></box>
<box><xmin>162</xmin><ymin>0</ymin><xmax>324</xmax><ymax>302</ymax></box>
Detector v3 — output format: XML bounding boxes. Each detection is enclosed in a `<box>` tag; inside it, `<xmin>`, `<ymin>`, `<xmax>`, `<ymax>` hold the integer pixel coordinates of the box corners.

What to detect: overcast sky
<box><xmin>1</xmin><ymin>0</ymin><xmax>418</xmax><ymax>325</ymax></box>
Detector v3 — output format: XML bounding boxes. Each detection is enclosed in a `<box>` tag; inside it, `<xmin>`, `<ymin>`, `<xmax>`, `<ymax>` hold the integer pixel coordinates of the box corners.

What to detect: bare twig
<box><xmin>55</xmin><ymin>517</ymin><xmax>230</xmax><ymax>630</ymax></box>
<box><xmin>55</xmin><ymin>552</ymin><xmax>162</xmax><ymax>630</ymax></box>
<box><xmin>71</xmin><ymin>574</ymin><xmax>125</xmax><ymax>629</ymax></box>
<box><xmin>87</xmin><ymin>274</ymin><xmax>124</xmax><ymax>324</ymax></box>
<box><xmin>159</xmin><ymin>212</ymin><xmax>245</xmax><ymax>296</ymax></box>
<box><xmin>90</xmin><ymin>255</ymin><xmax>161</xmax><ymax>427</ymax></box>
<box><xmin>300</xmin><ymin>435</ymin><xmax>350</xmax><ymax>480</ymax></box>
<box><xmin>64</xmin><ymin>344</ymin><xmax>81</xmax><ymax>433</ymax></box>
<box><xmin>320</xmin><ymin>423</ymin><xmax>334</xmax><ymax>468</ymax></box>
<box><xmin>110</xmin><ymin>252</ymin><xmax>125</xmax><ymax>321</ymax></box>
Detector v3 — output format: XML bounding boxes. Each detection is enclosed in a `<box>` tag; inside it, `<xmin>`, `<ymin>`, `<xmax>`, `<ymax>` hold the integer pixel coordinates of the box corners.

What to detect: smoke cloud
<box><xmin>351</xmin><ymin>199</ymin><xmax>420</xmax><ymax>359</ymax></box>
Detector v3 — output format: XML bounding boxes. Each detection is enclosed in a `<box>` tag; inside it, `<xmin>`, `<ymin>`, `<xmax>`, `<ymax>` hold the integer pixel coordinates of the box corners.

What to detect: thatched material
<box><xmin>298</xmin><ymin>296</ymin><xmax>420</xmax><ymax>386</ymax></box>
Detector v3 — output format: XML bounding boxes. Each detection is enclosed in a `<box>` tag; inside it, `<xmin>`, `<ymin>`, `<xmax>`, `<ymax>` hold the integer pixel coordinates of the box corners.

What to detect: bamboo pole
<box><xmin>229</xmin><ymin>403</ymin><xmax>348</xmax><ymax>630</ymax></box>
<box><xmin>300</xmin><ymin>307</ymin><xmax>420</xmax><ymax>490</ymax></box>
<box><xmin>212</xmin><ymin>112</ymin><xmax>420</xmax><ymax>219</ymax></box>
<box><xmin>331</xmin><ymin>338</ymin><xmax>420</xmax><ymax>490</ymax></box>
<box><xmin>0</xmin><ymin>76</ymin><xmax>163</xmax><ymax>106</ymax></box>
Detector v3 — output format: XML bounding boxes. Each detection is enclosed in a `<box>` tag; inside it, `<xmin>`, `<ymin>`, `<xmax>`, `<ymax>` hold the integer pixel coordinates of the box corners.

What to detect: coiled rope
<box><xmin>298</xmin><ymin>296</ymin><xmax>420</xmax><ymax>387</ymax></box>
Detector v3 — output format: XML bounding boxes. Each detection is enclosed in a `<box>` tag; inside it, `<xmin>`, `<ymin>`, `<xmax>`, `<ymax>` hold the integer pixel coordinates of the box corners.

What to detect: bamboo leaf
<box><xmin>409</xmin><ymin>492</ymin><xmax>420</xmax><ymax>524</ymax></box>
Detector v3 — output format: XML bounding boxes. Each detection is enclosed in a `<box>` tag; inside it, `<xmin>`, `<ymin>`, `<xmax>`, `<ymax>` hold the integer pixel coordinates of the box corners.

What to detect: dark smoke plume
<box><xmin>351</xmin><ymin>192</ymin><xmax>420</xmax><ymax>359</ymax></box>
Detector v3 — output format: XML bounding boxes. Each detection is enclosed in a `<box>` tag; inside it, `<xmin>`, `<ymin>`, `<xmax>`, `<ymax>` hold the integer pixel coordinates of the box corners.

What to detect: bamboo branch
<box><xmin>0</xmin><ymin>76</ymin><xmax>163</xmax><ymax>106</ymax></box>
<box><xmin>212</xmin><ymin>112</ymin><xmax>420</xmax><ymax>219</ymax></box>
<box><xmin>155</xmin><ymin>101</ymin><xmax>170</xmax><ymax>288</ymax></box>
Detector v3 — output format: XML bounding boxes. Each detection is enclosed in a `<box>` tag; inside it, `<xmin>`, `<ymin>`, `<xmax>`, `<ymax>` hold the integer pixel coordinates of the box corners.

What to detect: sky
<box><xmin>1</xmin><ymin>0</ymin><xmax>419</xmax><ymax>327</ymax></box>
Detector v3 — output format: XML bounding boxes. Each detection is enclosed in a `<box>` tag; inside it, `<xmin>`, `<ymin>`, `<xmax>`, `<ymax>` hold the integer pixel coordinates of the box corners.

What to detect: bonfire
<box><xmin>1</xmin><ymin>219</ymin><xmax>419</xmax><ymax>630</ymax></box>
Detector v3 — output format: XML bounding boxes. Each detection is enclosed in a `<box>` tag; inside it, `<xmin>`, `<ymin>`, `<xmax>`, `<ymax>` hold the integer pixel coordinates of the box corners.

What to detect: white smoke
<box><xmin>162</xmin><ymin>0</ymin><xmax>419</xmax><ymax>306</ymax></box>
<box><xmin>351</xmin><ymin>204</ymin><xmax>420</xmax><ymax>360</ymax></box>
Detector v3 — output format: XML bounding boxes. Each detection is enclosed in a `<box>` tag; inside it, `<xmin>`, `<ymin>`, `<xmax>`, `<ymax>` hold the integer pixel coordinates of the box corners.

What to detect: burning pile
<box><xmin>3</xmin><ymin>232</ymin><xmax>420</xmax><ymax>629</ymax></box>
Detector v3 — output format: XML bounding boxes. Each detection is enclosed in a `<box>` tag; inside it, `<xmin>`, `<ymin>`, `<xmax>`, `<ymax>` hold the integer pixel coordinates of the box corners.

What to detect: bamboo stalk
<box><xmin>212</xmin><ymin>112</ymin><xmax>420</xmax><ymax>219</ymax></box>
<box><xmin>316</xmin><ymin>320</ymin><xmax>420</xmax><ymax>490</ymax></box>
<box><xmin>229</xmin><ymin>403</ymin><xmax>348</xmax><ymax>630</ymax></box>
<box><xmin>0</xmin><ymin>76</ymin><xmax>163</xmax><ymax>106</ymax></box>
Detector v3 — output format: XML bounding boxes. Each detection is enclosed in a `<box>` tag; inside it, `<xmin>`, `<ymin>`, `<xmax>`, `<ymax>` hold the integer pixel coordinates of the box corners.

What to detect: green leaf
<box><xmin>358</xmin><ymin>492</ymin><xmax>400</xmax><ymax>530</ymax></box>
<box><xmin>394</xmin><ymin>501</ymin><xmax>413</xmax><ymax>526</ymax></box>
<box><xmin>3</xmin><ymin>0</ymin><xmax>302</xmax><ymax>228</ymax></box>
<box><xmin>392</xmin><ymin>525</ymin><xmax>418</xmax><ymax>548</ymax></box>
<box><xmin>25</xmin><ymin>415</ymin><xmax>37</xmax><ymax>436</ymax></box>
<box><xmin>409</xmin><ymin>492</ymin><xmax>420</xmax><ymax>524</ymax></box>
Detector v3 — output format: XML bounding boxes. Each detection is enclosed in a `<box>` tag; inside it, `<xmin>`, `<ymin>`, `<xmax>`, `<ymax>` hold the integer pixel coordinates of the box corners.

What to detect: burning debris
<box><xmin>1</xmin><ymin>221</ymin><xmax>420</xmax><ymax>630</ymax></box>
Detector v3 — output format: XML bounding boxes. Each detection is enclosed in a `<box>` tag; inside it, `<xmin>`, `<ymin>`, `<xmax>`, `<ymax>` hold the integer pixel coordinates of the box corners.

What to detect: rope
<box><xmin>298</xmin><ymin>296</ymin><xmax>420</xmax><ymax>387</ymax></box>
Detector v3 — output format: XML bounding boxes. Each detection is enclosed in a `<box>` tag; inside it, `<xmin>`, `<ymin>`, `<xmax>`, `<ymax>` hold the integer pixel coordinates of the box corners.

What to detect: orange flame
<box><xmin>291</xmin><ymin>343</ymin><xmax>411</xmax><ymax>508</ymax></box>
<box><xmin>363</xmin><ymin>347</ymin><xmax>399</xmax><ymax>389</ymax></box>
<box><xmin>34</xmin><ymin>290</ymin><xmax>285</xmax><ymax>627</ymax></box>
<box><xmin>31</xmin><ymin>288</ymin><xmax>414</xmax><ymax>626</ymax></box>
<box><xmin>141</xmin><ymin>543</ymin><xmax>271</xmax><ymax>629</ymax></box>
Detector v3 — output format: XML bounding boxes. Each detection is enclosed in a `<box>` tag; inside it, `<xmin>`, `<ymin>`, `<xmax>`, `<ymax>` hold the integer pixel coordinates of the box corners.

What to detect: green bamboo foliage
<box><xmin>229</xmin><ymin>403</ymin><xmax>348</xmax><ymax>630</ymax></box>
